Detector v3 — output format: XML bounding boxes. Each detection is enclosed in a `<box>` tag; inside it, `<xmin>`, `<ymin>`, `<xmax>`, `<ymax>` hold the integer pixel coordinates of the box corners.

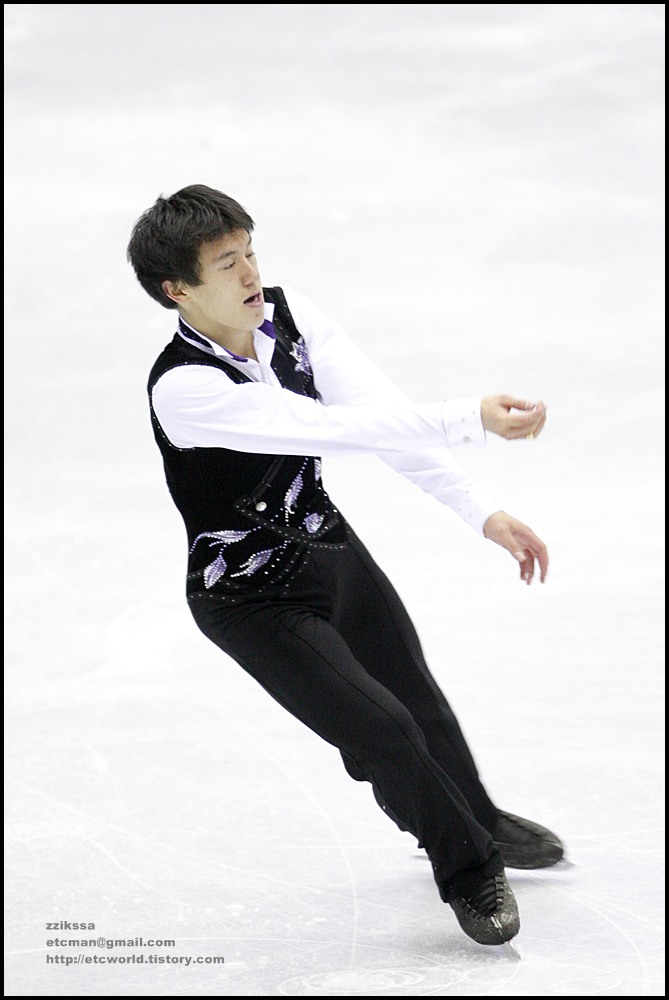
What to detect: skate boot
<box><xmin>492</xmin><ymin>810</ymin><xmax>564</xmax><ymax>869</ymax></box>
<box><xmin>449</xmin><ymin>871</ymin><xmax>520</xmax><ymax>945</ymax></box>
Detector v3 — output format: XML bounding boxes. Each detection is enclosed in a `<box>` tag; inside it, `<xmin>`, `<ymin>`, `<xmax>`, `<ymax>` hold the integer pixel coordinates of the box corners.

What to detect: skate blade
<box><xmin>505</xmin><ymin>938</ymin><xmax>523</xmax><ymax>960</ymax></box>
<box><xmin>489</xmin><ymin>916</ymin><xmax>522</xmax><ymax>958</ymax></box>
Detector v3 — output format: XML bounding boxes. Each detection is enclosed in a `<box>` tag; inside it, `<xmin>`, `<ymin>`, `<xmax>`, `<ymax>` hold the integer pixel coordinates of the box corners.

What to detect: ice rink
<box><xmin>4</xmin><ymin>4</ymin><xmax>665</xmax><ymax>996</ymax></box>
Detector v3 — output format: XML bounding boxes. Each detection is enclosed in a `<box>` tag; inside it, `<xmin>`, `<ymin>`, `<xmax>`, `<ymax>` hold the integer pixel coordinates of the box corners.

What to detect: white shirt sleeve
<box><xmin>151</xmin><ymin>367</ymin><xmax>481</xmax><ymax>457</ymax></box>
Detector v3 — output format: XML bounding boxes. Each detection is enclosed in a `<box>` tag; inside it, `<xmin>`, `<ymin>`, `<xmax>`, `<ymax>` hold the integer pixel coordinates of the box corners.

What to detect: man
<box><xmin>127</xmin><ymin>184</ymin><xmax>563</xmax><ymax>947</ymax></box>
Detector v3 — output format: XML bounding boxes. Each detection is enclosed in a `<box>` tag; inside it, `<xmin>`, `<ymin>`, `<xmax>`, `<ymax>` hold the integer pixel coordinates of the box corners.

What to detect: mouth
<box><xmin>243</xmin><ymin>291</ymin><xmax>263</xmax><ymax>308</ymax></box>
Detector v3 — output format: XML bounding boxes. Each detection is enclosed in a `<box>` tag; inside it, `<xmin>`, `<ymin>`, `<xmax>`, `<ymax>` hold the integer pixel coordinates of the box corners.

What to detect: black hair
<box><xmin>126</xmin><ymin>184</ymin><xmax>255</xmax><ymax>310</ymax></box>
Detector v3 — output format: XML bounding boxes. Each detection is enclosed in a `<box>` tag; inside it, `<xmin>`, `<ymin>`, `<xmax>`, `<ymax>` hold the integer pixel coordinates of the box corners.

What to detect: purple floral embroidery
<box><xmin>230</xmin><ymin>548</ymin><xmax>276</xmax><ymax>578</ymax></box>
<box><xmin>303</xmin><ymin>513</ymin><xmax>325</xmax><ymax>534</ymax></box>
<box><xmin>190</xmin><ymin>529</ymin><xmax>252</xmax><ymax>551</ymax></box>
<box><xmin>204</xmin><ymin>552</ymin><xmax>228</xmax><ymax>588</ymax></box>
<box><xmin>290</xmin><ymin>337</ymin><xmax>312</xmax><ymax>376</ymax></box>
<box><xmin>190</xmin><ymin>528</ymin><xmax>253</xmax><ymax>589</ymax></box>
<box><xmin>284</xmin><ymin>473</ymin><xmax>304</xmax><ymax>515</ymax></box>
<box><xmin>314</xmin><ymin>459</ymin><xmax>322</xmax><ymax>482</ymax></box>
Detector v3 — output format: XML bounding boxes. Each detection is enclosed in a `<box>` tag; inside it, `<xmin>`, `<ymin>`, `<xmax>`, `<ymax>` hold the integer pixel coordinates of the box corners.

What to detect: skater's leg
<box><xmin>335</xmin><ymin>527</ymin><xmax>499</xmax><ymax>831</ymax></box>
<box><xmin>188</xmin><ymin>588</ymin><xmax>502</xmax><ymax>899</ymax></box>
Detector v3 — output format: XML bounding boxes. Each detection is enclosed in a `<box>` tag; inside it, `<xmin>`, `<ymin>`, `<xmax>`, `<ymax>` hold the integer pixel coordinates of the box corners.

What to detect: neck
<box><xmin>180</xmin><ymin>312</ymin><xmax>257</xmax><ymax>361</ymax></box>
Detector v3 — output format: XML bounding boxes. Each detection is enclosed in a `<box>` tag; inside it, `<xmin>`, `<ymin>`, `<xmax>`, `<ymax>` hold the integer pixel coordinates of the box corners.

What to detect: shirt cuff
<box><xmin>441</xmin><ymin>398</ymin><xmax>486</xmax><ymax>447</ymax></box>
<box><xmin>449</xmin><ymin>487</ymin><xmax>503</xmax><ymax>537</ymax></box>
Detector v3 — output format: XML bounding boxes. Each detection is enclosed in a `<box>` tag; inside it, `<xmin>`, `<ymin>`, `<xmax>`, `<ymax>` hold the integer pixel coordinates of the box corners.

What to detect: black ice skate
<box><xmin>449</xmin><ymin>872</ymin><xmax>520</xmax><ymax>946</ymax></box>
<box><xmin>492</xmin><ymin>810</ymin><xmax>564</xmax><ymax>869</ymax></box>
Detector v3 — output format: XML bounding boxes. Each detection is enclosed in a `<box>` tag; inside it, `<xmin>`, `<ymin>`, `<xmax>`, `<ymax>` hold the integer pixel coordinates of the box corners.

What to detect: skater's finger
<box><xmin>524</xmin><ymin>555</ymin><xmax>535</xmax><ymax>585</ymax></box>
<box><xmin>513</xmin><ymin>537</ymin><xmax>547</xmax><ymax>585</ymax></box>
<box><xmin>503</xmin><ymin>405</ymin><xmax>547</xmax><ymax>440</ymax></box>
<box><xmin>516</xmin><ymin>550</ymin><xmax>534</xmax><ymax>585</ymax></box>
<box><xmin>507</xmin><ymin>398</ymin><xmax>537</xmax><ymax>412</ymax></box>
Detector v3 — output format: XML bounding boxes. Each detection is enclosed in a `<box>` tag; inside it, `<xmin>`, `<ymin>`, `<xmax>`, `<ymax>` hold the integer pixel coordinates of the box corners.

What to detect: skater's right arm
<box><xmin>151</xmin><ymin>367</ymin><xmax>481</xmax><ymax>459</ymax></box>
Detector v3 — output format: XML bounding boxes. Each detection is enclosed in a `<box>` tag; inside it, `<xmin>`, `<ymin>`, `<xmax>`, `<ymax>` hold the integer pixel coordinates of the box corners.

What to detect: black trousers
<box><xmin>188</xmin><ymin>523</ymin><xmax>503</xmax><ymax>901</ymax></box>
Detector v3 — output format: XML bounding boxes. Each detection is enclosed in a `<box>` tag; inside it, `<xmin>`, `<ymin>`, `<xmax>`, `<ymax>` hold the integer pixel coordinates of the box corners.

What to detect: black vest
<box><xmin>147</xmin><ymin>287</ymin><xmax>348</xmax><ymax>597</ymax></box>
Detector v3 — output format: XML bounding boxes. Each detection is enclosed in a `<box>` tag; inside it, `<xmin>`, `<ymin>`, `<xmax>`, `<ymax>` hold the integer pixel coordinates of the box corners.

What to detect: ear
<box><xmin>162</xmin><ymin>279</ymin><xmax>190</xmax><ymax>305</ymax></box>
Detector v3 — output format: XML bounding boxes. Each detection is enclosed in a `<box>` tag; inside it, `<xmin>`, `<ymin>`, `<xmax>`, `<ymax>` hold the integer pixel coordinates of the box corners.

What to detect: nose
<box><xmin>241</xmin><ymin>255</ymin><xmax>259</xmax><ymax>284</ymax></box>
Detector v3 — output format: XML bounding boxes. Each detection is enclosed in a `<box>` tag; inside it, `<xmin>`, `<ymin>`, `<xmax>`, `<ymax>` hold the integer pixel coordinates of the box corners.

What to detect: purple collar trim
<box><xmin>223</xmin><ymin>348</ymin><xmax>250</xmax><ymax>362</ymax></box>
<box><xmin>259</xmin><ymin>319</ymin><xmax>277</xmax><ymax>340</ymax></box>
<box><xmin>177</xmin><ymin>316</ymin><xmax>276</xmax><ymax>362</ymax></box>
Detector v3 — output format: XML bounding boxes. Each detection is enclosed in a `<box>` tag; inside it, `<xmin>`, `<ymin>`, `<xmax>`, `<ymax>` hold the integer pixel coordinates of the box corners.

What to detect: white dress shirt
<box><xmin>150</xmin><ymin>286</ymin><xmax>501</xmax><ymax>536</ymax></box>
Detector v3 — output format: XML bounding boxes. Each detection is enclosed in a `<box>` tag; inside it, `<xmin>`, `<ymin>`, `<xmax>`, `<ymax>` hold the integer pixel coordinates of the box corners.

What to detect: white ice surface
<box><xmin>4</xmin><ymin>3</ymin><xmax>665</xmax><ymax>996</ymax></box>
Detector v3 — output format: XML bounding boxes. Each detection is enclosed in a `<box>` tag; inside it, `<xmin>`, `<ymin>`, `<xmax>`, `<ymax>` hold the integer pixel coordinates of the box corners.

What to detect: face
<box><xmin>164</xmin><ymin>229</ymin><xmax>263</xmax><ymax>338</ymax></box>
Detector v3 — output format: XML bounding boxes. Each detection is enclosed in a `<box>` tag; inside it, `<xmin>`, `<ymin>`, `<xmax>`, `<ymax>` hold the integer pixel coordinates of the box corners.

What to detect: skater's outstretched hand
<box><xmin>481</xmin><ymin>396</ymin><xmax>546</xmax><ymax>440</ymax></box>
<box><xmin>483</xmin><ymin>512</ymin><xmax>548</xmax><ymax>585</ymax></box>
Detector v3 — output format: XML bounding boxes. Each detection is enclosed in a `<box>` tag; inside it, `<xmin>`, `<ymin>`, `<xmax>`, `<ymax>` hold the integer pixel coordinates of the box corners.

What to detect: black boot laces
<box><xmin>463</xmin><ymin>874</ymin><xmax>506</xmax><ymax>918</ymax></box>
